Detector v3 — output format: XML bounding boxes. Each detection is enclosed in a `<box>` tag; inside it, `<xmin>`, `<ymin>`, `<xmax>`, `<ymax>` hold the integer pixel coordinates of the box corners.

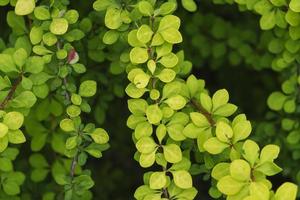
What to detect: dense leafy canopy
<box><xmin>0</xmin><ymin>0</ymin><xmax>299</xmax><ymax>199</ymax></box>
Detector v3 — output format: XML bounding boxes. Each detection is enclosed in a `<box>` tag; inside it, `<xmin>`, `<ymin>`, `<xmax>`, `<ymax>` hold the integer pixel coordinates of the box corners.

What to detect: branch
<box><xmin>0</xmin><ymin>73</ymin><xmax>23</xmax><ymax>110</ymax></box>
<box><xmin>70</xmin><ymin>152</ymin><xmax>78</xmax><ymax>179</ymax></box>
<box><xmin>190</xmin><ymin>99</ymin><xmax>215</xmax><ymax>126</ymax></box>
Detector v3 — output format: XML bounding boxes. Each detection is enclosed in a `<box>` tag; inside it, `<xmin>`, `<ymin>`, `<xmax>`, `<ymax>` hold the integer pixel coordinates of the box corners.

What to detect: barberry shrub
<box><xmin>0</xmin><ymin>0</ymin><xmax>298</xmax><ymax>199</ymax></box>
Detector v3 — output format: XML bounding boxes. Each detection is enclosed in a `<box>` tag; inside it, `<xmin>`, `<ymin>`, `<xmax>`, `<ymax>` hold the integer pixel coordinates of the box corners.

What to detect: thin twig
<box><xmin>63</xmin><ymin>77</ymin><xmax>71</xmax><ymax>102</ymax></box>
<box><xmin>0</xmin><ymin>73</ymin><xmax>23</xmax><ymax>110</ymax></box>
<box><xmin>70</xmin><ymin>153</ymin><xmax>78</xmax><ymax>179</ymax></box>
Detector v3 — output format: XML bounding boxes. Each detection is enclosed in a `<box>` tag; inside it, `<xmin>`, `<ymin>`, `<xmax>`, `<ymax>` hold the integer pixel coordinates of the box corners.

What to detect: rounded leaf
<box><xmin>130</xmin><ymin>47</ymin><xmax>149</xmax><ymax>64</ymax></box>
<box><xmin>90</xmin><ymin>128</ymin><xmax>109</xmax><ymax>144</ymax></box>
<box><xmin>217</xmin><ymin>176</ymin><xmax>245</xmax><ymax>196</ymax></box>
<box><xmin>3</xmin><ymin>112</ymin><xmax>24</xmax><ymax>130</ymax></box>
<box><xmin>136</xmin><ymin>137</ymin><xmax>157</xmax><ymax>154</ymax></box>
<box><xmin>50</xmin><ymin>18</ymin><xmax>69</xmax><ymax>35</ymax></box>
<box><xmin>172</xmin><ymin>170</ymin><xmax>193</xmax><ymax>189</ymax></box>
<box><xmin>163</xmin><ymin>144</ymin><xmax>182</xmax><ymax>163</ymax></box>
<box><xmin>149</xmin><ymin>172</ymin><xmax>166</xmax><ymax>189</ymax></box>
<box><xmin>216</xmin><ymin>121</ymin><xmax>233</xmax><ymax>143</ymax></box>
<box><xmin>230</xmin><ymin>159</ymin><xmax>251</xmax><ymax>181</ymax></box>
<box><xmin>203</xmin><ymin>137</ymin><xmax>229</xmax><ymax>154</ymax></box>
<box><xmin>15</xmin><ymin>0</ymin><xmax>35</xmax><ymax>15</ymax></box>
<box><xmin>146</xmin><ymin>104</ymin><xmax>162</xmax><ymax>124</ymax></box>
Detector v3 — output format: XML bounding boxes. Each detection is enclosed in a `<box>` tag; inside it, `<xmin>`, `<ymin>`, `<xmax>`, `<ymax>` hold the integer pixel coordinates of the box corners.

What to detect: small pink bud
<box><xmin>67</xmin><ymin>49</ymin><xmax>79</xmax><ymax>64</ymax></box>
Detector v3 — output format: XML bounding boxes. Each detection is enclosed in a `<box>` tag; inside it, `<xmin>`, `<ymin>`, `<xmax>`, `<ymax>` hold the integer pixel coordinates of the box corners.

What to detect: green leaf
<box><xmin>11</xmin><ymin>91</ymin><xmax>37</xmax><ymax>108</ymax></box>
<box><xmin>138</xmin><ymin>1</ymin><xmax>154</xmax><ymax>16</ymax></box>
<box><xmin>255</xmin><ymin>162</ymin><xmax>282</xmax><ymax>176</ymax></box>
<box><xmin>137</xmin><ymin>25</ymin><xmax>153</xmax><ymax>44</ymax></box>
<box><xmin>65</xmin><ymin>136</ymin><xmax>77</xmax><ymax>149</ymax></box>
<box><xmin>134</xmin><ymin>185</ymin><xmax>153</xmax><ymax>199</ymax></box>
<box><xmin>182</xmin><ymin>0</ymin><xmax>197</xmax><ymax>12</ymax></box>
<box><xmin>214</xmin><ymin>103</ymin><xmax>237</xmax><ymax>117</ymax></box>
<box><xmin>64</xmin><ymin>10</ymin><xmax>79</xmax><ymax>24</ymax></box>
<box><xmin>7</xmin><ymin>11</ymin><xmax>27</xmax><ymax>33</ymax></box>
<box><xmin>139</xmin><ymin>151</ymin><xmax>156</xmax><ymax>168</ymax></box>
<box><xmin>275</xmin><ymin>182</ymin><xmax>298</xmax><ymax>200</ymax></box>
<box><xmin>200</xmin><ymin>93</ymin><xmax>212</xmax><ymax>112</ymax></box>
<box><xmin>0</xmin><ymin>54</ymin><xmax>18</xmax><ymax>73</ymax></box>
<box><xmin>136</xmin><ymin>137</ymin><xmax>157</xmax><ymax>154</ymax></box>
<box><xmin>267</xmin><ymin>92</ymin><xmax>286</xmax><ymax>111</ymax></box>
<box><xmin>43</xmin><ymin>32</ymin><xmax>57</xmax><ymax>46</ymax></box>
<box><xmin>260</xmin><ymin>11</ymin><xmax>276</xmax><ymax>30</ymax></box>
<box><xmin>134</xmin><ymin>122</ymin><xmax>153</xmax><ymax>139</ymax></box>
<box><xmin>217</xmin><ymin>176</ymin><xmax>245</xmax><ymax>196</ymax></box>
<box><xmin>34</xmin><ymin>6</ymin><xmax>50</xmax><ymax>20</ymax></box>
<box><xmin>31</xmin><ymin>133</ymin><xmax>47</xmax><ymax>152</ymax></box>
<box><xmin>249</xmin><ymin>182</ymin><xmax>269</xmax><ymax>200</ymax></box>
<box><xmin>165</xmin><ymin>95</ymin><xmax>186</xmax><ymax>110</ymax></box>
<box><xmin>93</xmin><ymin>0</ymin><xmax>112</xmax><ymax>11</ymax></box>
<box><xmin>66</xmin><ymin>105</ymin><xmax>81</xmax><ymax>117</ymax></box>
<box><xmin>0</xmin><ymin>123</ymin><xmax>9</xmax><ymax>138</ymax></box>
<box><xmin>90</xmin><ymin>128</ymin><xmax>109</xmax><ymax>144</ymax></box>
<box><xmin>146</xmin><ymin>104</ymin><xmax>162</xmax><ymax>124</ymax></box>
<box><xmin>0</xmin><ymin>136</ymin><xmax>8</xmax><ymax>152</ymax></box>
<box><xmin>151</xmin><ymin>33</ymin><xmax>164</xmax><ymax>46</ymax></box>
<box><xmin>212</xmin><ymin>89</ymin><xmax>229</xmax><ymax>110</ymax></box>
<box><xmin>285</xmin><ymin>9</ymin><xmax>300</xmax><ymax>27</ymax></box>
<box><xmin>31</xmin><ymin>168</ymin><xmax>49</xmax><ymax>182</ymax></box>
<box><xmin>186</xmin><ymin>75</ymin><xmax>199</xmax><ymax>98</ymax></box>
<box><xmin>130</xmin><ymin>47</ymin><xmax>149</xmax><ymax>64</ymax></box>
<box><xmin>290</xmin><ymin>0</ymin><xmax>300</xmax><ymax>12</ymax></box>
<box><xmin>203</xmin><ymin>137</ymin><xmax>229</xmax><ymax>154</ymax></box>
<box><xmin>3</xmin><ymin>181</ymin><xmax>20</xmax><ymax>195</ymax></box>
<box><xmin>134</xmin><ymin>73</ymin><xmax>150</xmax><ymax>88</ymax></box>
<box><xmin>29</xmin><ymin>153</ymin><xmax>49</xmax><ymax>168</ymax></box>
<box><xmin>25</xmin><ymin>56</ymin><xmax>44</xmax><ymax>74</ymax></box>
<box><xmin>3</xmin><ymin>112</ymin><xmax>24</xmax><ymax>130</ymax></box>
<box><xmin>243</xmin><ymin>140</ymin><xmax>259</xmax><ymax>167</ymax></box>
<box><xmin>50</xmin><ymin>18</ymin><xmax>69</xmax><ymax>35</ymax></box>
<box><xmin>159</xmin><ymin>15</ymin><xmax>181</xmax><ymax>30</ymax></box>
<box><xmin>60</xmin><ymin>119</ymin><xmax>75</xmax><ymax>132</ymax></box>
<box><xmin>216</xmin><ymin>121</ymin><xmax>233</xmax><ymax>143</ymax></box>
<box><xmin>29</xmin><ymin>26</ymin><xmax>43</xmax><ymax>44</ymax></box>
<box><xmin>172</xmin><ymin>170</ymin><xmax>193</xmax><ymax>189</ymax></box>
<box><xmin>169</xmin><ymin>157</ymin><xmax>191</xmax><ymax>171</ymax></box>
<box><xmin>182</xmin><ymin>123</ymin><xmax>202</xmax><ymax>139</ymax></box>
<box><xmin>260</xmin><ymin>144</ymin><xmax>280</xmax><ymax>163</ymax></box>
<box><xmin>15</xmin><ymin>0</ymin><xmax>35</xmax><ymax>16</ymax></box>
<box><xmin>103</xmin><ymin>30</ymin><xmax>119</xmax><ymax>45</ymax></box>
<box><xmin>159</xmin><ymin>53</ymin><xmax>179</xmax><ymax>68</ymax></box>
<box><xmin>13</xmin><ymin>48</ymin><xmax>28</xmax><ymax>67</ymax></box>
<box><xmin>230</xmin><ymin>159</ymin><xmax>251</xmax><ymax>181</ymax></box>
<box><xmin>160</xmin><ymin>28</ymin><xmax>182</xmax><ymax>44</ymax></box>
<box><xmin>157</xmin><ymin>68</ymin><xmax>176</xmax><ymax>83</ymax></box>
<box><xmin>8</xmin><ymin>130</ymin><xmax>26</xmax><ymax>144</ymax></box>
<box><xmin>156</xmin><ymin>124</ymin><xmax>167</xmax><ymax>143</ymax></box>
<box><xmin>79</xmin><ymin>80</ymin><xmax>97</xmax><ymax>97</ymax></box>
<box><xmin>163</xmin><ymin>144</ymin><xmax>182</xmax><ymax>163</ymax></box>
<box><xmin>190</xmin><ymin>112</ymin><xmax>210</xmax><ymax>127</ymax></box>
<box><xmin>212</xmin><ymin>162</ymin><xmax>230</xmax><ymax>180</ymax></box>
<box><xmin>105</xmin><ymin>7</ymin><xmax>122</xmax><ymax>29</ymax></box>
<box><xmin>159</xmin><ymin>2</ymin><xmax>177</xmax><ymax>15</ymax></box>
<box><xmin>71</xmin><ymin>94</ymin><xmax>82</xmax><ymax>106</ymax></box>
<box><xmin>0</xmin><ymin>157</ymin><xmax>13</xmax><ymax>171</ymax></box>
<box><xmin>149</xmin><ymin>172</ymin><xmax>166</xmax><ymax>189</ymax></box>
<box><xmin>128</xmin><ymin>99</ymin><xmax>148</xmax><ymax>114</ymax></box>
<box><xmin>0</xmin><ymin>0</ymin><xmax>9</xmax><ymax>6</ymax></box>
<box><xmin>232</xmin><ymin>120</ymin><xmax>252</xmax><ymax>143</ymax></box>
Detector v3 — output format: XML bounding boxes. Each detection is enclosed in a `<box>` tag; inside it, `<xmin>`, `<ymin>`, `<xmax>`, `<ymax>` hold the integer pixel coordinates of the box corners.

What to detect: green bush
<box><xmin>0</xmin><ymin>0</ymin><xmax>299</xmax><ymax>199</ymax></box>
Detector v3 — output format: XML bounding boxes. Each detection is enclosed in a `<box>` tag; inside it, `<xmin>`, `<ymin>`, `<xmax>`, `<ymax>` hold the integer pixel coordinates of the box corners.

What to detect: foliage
<box><xmin>0</xmin><ymin>0</ymin><xmax>299</xmax><ymax>199</ymax></box>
